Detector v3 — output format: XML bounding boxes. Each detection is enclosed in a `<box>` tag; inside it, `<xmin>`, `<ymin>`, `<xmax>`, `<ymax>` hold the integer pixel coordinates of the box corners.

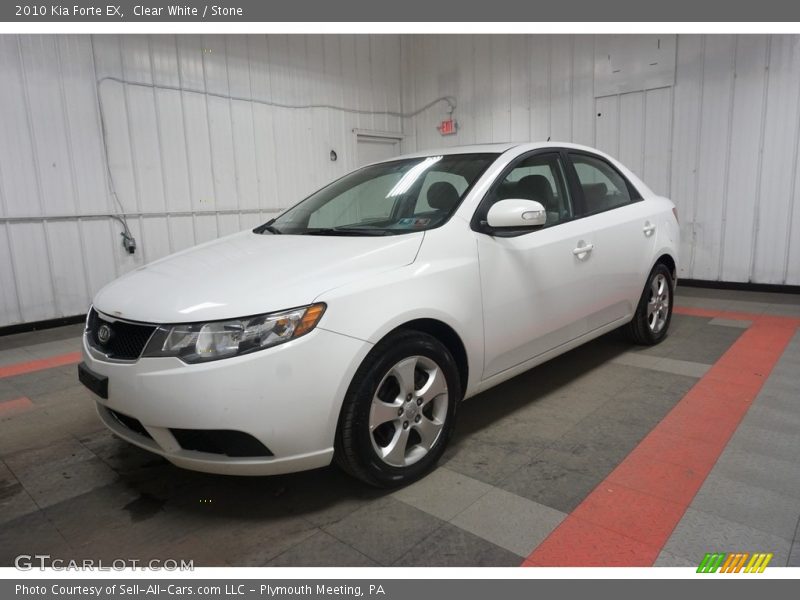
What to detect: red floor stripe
<box><xmin>0</xmin><ymin>351</ymin><xmax>81</xmax><ymax>379</ymax></box>
<box><xmin>523</xmin><ymin>307</ymin><xmax>800</xmax><ymax>567</ymax></box>
<box><xmin>0</xmin><ymin>396</ymin><xmax>34</xmax><ymax>416</ymax></box>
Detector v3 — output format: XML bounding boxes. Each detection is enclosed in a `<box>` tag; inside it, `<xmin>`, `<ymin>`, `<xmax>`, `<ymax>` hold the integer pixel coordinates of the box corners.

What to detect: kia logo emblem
<box><xmin>97</xmin><ymin>324</ymin><xmax>112</xmax><ymax>344</ymax></box>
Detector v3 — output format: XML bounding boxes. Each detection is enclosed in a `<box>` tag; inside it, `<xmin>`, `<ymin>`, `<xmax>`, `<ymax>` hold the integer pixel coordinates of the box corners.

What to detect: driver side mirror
<box><xmin>486</xmin><ymin>199</ymin><xmax>547</xmax><ymax>229</ymax></box>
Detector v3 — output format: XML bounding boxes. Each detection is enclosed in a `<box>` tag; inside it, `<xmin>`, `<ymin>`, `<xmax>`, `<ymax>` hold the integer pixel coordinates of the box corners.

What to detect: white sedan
<box><xmin>78</xmin><ymin>142</ymin><xmax>679</xmax><ymax>487</ymax></box>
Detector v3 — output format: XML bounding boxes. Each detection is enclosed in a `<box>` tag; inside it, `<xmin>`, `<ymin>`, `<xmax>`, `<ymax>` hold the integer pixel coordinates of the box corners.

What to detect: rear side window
<box><xmin>570</xmin><ymin>153</ymin><xmax>636</xmax><ymax>216</ymax></box>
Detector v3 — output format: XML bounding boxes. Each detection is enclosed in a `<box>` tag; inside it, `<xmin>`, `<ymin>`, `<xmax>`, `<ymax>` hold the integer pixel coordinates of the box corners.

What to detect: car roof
<box><xmin>387</xmin><ymin>141</ymin><xmax>607</xmax><ymax>162</ymax></box>
<box><xmin>393</xmin><ymin>142</ymin><xmax>520</xmax><ymax>159</ymax></box>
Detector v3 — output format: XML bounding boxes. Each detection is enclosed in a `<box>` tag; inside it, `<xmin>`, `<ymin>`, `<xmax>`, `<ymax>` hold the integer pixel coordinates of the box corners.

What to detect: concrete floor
<box><xmin>1</xmin><ymin>286</ymin><xmax>799</xmax><ymax>567</ymax></box>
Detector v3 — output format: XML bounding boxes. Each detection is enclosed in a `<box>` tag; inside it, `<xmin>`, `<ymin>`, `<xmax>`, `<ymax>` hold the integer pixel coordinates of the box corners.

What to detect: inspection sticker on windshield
<box><xmin>398</xmin><ymin>218</ymin><xmax>431</xmax><ymax>228</ymax></box>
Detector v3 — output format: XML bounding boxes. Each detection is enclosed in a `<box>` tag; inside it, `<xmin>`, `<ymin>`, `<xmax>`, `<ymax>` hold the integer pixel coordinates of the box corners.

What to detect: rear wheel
<box><xmin>625</xmin><ymin>263</ymin><xmax>673</xmax><ymax>345</ymax></box>
<box><xmin>334</xmin><ymin>330</ymin><xmax>460</xmax><ymax>487</ymax></box>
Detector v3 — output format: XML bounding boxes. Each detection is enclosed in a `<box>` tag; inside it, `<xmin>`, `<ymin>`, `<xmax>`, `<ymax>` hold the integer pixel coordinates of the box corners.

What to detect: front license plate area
<box><xmin>78</xmin><ymin>362</ymin><xmax>109</xmax><ymax>399</ymax></box>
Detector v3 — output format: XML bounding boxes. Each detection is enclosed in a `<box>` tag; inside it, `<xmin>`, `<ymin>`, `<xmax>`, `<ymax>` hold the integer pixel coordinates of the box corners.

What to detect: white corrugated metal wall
<box><xmin>0</xmin><ymin>34</ymin><xmax>404</xmax><ymax>327</ymax></box>
<box><xmin>401</xmin><ymin>34</ymin><xmax>800</xmax><ymax>287</ymax></box>
<box><xmin>2</xmin><ymin>34</ymin><xmax>800</xmax><ymax>328</ymax></box>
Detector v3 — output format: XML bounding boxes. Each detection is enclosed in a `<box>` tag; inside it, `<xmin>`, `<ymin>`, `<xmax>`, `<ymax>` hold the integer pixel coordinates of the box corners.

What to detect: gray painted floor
<box><xmin>0</xmin><ymin>287</ymin><xmax>798</xmax><ymax>567</ymax></box>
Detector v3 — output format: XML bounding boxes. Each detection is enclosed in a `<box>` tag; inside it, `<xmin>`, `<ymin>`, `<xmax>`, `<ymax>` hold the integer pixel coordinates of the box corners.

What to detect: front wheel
<box><xmin>334</xmin><ymin>330</ymin><xmax>460</xmax><ymax>487</ymax></box>
<box><xmin>625</xmin><ymin>263</ymin><xmax>674</xmax><ymax>345</ymax></box>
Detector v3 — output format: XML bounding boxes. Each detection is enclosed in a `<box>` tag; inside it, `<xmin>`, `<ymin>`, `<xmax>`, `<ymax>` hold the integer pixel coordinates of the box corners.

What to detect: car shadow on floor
<box><xmin>3</xmin><ymin>323</ymin><xmax>708</xmax><ymax>566</ymax></box>
<box><xmin>103</xmin><ymin>329</ymin><xmax>635</xmax><ymax>522</ymax></box>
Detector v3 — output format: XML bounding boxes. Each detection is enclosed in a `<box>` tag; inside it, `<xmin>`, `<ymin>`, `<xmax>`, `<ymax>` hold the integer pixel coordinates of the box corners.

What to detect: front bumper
<box><xmin>80</xmin><ymin>327</ymin><xmax>371</xmax><ymax>476</ymax></box>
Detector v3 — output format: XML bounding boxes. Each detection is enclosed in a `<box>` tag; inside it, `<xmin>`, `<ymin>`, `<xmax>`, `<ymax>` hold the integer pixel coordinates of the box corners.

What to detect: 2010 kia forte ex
<box><xmin>78</xmin><ymin>142</ymin><xmax>679</xmax><ymax>487</ymax></box>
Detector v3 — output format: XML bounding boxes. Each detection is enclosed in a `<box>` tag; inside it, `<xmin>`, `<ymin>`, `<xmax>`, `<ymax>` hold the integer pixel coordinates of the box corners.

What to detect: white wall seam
<box><xmin>88</xmin><ymin>37</ymin><xmax>121</xmax><ymax>281</ymax></box>
<box><xmin>245</xmin><ymin>37</ymin><xmax>263</xmax><ymax>219</ymax></box>
<box><xmin>640</xmin><ymin>88</ymin><xmax>647</xmax><ymax>184</ymax></box>
<box><xmin>716</xmin><ymin>37</ymin><xmax>738</xmax><ymax>282</ymax></box>
<box><xmin>174</xmin><ymin>36</ymin><xmax>198</xmax><ymax>248</ymax></box>
<box><xmin>0</xmin><ymin>63</ymin><xmax>24</xmax><ymax>324</ymax></box>
<box><xmin>782</xmin><ymin>54</ymin><xmax>800</xmax><ymax>285</ymax></box>
<box><xmin>223</xmin><ymin>36</ymin><xmax>242</xmax><ymax>232</ymax></box>
<box><xmin>147</xmin><ymin>36</ymin><xmax>174</xmax><ymax>255</ymax></box>
<box><xmin>687</xmin><ymin>35</ymin><xmax>707</xmax><ymax>277</ymax></box>
<box><xmin>117</xmin><ymin>40</ymin><xmax>141</xmax><ymax>218</ymax></box>
<box><xmin>546</xmin><ymin>38</ymin><xmax>552</xmax><ymax>141</ymax></box>
<box><xmin>199</xmin><ymin>36</ymin><xmax>221</xmax><ymax>240</ymax></box>
<box><xmin>748</xmin><ymin>38</ymin><xmax>771</xmax><ymax>285</ymax></box>
<box><xmin>2</xmin><ymin>222</ymin><xmax>24</xmax><ymax>323</ymax></box>
<box><xmin>55</xmin><ymin>42</ymin><xmax>93</xmax><ymax>306</ymax></box>
<box><xmin>16</xmin><ymin>37</ymin><xmax>60</xmax><ymax>321</ymax></box>
<box><xmin>666</xmin><ymin>85</ymin><xmax>674</xmax><ymax>199</ymax></box>
<box><xmin>569</xmin><ymin>36</ymin><xmax>575</xmax><ymax>142</ymax></box>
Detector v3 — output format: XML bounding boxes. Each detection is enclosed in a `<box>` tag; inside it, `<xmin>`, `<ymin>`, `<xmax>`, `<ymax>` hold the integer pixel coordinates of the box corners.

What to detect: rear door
<box><xmin>475</xmin><ymin>151</ymin><xmax>600</xmax><ymax>379</ymax></box>
<box><xmin>566</xmin><ymin>151</ymin><xmax>658</xmax><ymax>326</ymax></box>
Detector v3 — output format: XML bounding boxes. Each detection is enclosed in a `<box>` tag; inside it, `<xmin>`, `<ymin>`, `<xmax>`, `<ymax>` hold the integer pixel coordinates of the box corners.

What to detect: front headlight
<box><xmin>142</xmin><ymin>303</ymin><xmax>326</xmax><ymax>363</ymax></box>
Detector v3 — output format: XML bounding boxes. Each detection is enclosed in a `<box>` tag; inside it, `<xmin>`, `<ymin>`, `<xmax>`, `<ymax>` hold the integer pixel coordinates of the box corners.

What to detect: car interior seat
<box><xmin>516</xmin><ymin>174</ymin><xmax>560</xmax><ymax>224</ymax></box>
<box><xmin>426</xmin><ymin>181</ymin><xmax>461</xmax><ymax>215</ymax></box>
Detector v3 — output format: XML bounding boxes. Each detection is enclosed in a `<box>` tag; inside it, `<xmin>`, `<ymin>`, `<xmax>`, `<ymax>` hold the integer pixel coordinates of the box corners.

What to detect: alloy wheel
<box><xmin>368</xmin><ymin>355</ymin><xmax>449</xmax><ymax>467</ymax></box>
<box><xmin>647</xmin><ymin>273</ymin><xmax>670</xmax><ymax>334</ymax></box>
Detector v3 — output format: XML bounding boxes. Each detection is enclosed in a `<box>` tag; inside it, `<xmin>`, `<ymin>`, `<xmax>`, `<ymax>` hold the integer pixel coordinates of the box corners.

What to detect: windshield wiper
<box><xmin>255</xmin><ymin>219</ymin><xmax>282</xmax><ymax>235</ymax></box>
<box><xmin>304</xmin><ymin>227</ymin><xmax>393</xmax><ymax>236</ymax></box>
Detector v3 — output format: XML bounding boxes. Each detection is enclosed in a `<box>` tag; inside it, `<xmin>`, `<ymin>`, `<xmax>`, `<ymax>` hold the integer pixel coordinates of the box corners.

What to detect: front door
<box><xmin>476</xmin><ymin>152</ymin><xmax>600</xmax><ymax>379</ymax></box>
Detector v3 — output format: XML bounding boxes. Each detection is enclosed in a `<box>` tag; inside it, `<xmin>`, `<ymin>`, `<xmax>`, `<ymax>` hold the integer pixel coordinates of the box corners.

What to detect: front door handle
<box><xmin>573</xmin><ymin>243</ymin><xmax>594</xmax><ymax>257</ymax></box>
<box><xmin>643</xmin><ymin>221</ymin><xmax>656</xmax><ymax>237</ymax></box>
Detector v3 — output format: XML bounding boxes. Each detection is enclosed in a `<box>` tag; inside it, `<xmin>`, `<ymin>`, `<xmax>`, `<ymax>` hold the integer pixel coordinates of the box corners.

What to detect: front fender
<box><xmin>316</xmin><ymin>224</ymin><xmax>484</xmax><ymax>397</ymax></box>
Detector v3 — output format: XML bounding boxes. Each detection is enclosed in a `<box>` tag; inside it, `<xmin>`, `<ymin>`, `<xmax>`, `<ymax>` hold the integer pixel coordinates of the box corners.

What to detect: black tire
<box><xmin>625</xmin><ymin>263</ymin><xmax>674</xmax><ymax>345</ymax></box>
<box><xmin>334</xmin><ymin>330</ymin><xmax>461</xmax><ymax>488</ymax></box>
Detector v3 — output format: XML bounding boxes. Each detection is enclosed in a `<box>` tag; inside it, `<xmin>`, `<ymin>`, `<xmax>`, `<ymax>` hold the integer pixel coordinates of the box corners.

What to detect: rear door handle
<box><xmin>643</xmin><ymin>221</ymin><xmax>656</xmax><ymax>236</ymax></box>
<box><xmin>573</xmin><ymin>243</ymin><xmax>594</xmax><ymax>256</ymax></box>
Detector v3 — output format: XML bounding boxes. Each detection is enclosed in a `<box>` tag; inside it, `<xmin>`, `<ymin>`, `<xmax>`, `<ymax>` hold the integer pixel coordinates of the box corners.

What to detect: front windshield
<box><xmin>259</xmin><ymin>153</ymin><xmax>497</xmax><ymax>236</ymax></box>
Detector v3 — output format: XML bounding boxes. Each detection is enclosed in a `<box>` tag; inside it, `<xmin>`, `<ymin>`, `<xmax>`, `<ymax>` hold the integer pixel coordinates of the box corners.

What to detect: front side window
<box><xmin>262</xmin><ymin>153</ymin><xmax>497</xmax><ymax>236</ymax></box>
<box><xmin>478</xmin><ymin>153</ymin><xmax>573</xmax><ymax>228</ymax></box>
<box><xmin>570</xmin><ymin>153</ymin><xmax>635</xmax><ymax>215</ymax></box>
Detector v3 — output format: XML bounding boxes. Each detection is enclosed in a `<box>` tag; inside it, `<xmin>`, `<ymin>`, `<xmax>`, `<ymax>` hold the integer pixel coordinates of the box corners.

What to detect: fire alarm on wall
<box><xmin>437</xmin><ymin>119</ymin><xmax>458</xmax><ymax>136</ymax></box>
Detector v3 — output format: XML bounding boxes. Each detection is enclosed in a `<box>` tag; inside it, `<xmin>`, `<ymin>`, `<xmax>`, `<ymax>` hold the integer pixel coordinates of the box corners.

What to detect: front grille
<box><xmin>86</xmin><ymin>308</ymin><xmax>156</xmax><ymax>360</ymax></box>
<box><xmin>108</xmin><ymin>408</ymin><xmax>152</xmax><ymax>440</ymax></box>
<box><xmin>170</xmin><ymin>429</ymin><xmax>274</xmax><ymax>457</ymax></box>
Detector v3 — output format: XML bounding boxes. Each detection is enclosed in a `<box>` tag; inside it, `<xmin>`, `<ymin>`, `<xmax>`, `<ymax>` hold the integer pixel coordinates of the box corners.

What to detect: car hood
<box><xmin>93</xmin><ymin>230</ymin><xmax>424</xmax><ymax>323</ymax></box>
